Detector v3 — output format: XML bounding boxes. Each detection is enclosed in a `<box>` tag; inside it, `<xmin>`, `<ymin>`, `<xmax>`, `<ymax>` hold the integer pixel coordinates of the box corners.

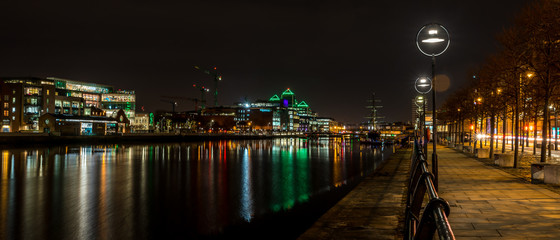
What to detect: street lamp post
<box><xmin>416</xmin><ymin>23</ymin><xmax>450</xmax><ymax>191</ymax></box>
<box><xmin>416</xmin><ymin>95</ymin><xmax>427</xmax><ymax>157</ymax></box>
<box><xmin>415</xmin><ymin>77</ymin><xmax>432</xmax><ymax>155</ymax></box>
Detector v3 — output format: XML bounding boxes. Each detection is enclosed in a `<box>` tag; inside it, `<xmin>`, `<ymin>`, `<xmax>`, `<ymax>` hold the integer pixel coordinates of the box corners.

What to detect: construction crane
<box><xmin>160</xmin><ymin>99</ymin><xmax>178</xmax><ymax>113</ymax></box>
<box><xmin>161</xmin><ymin>95</ymin><xmax>205</xmax><ymax>111</ymax></box>
<box><xmin>194</xmin><ymin>65</ymin><xmax>222</xmax><ymax>107</ymax></box>
<box><xmin>192</xmin><ymin>84</ymin><xmax>210</xmax><ymax>109</ymax></box>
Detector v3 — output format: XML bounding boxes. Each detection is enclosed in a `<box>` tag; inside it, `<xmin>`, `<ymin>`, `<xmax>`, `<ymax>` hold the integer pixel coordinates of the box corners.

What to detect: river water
<box><xmin>0</xmin><ymin>137</ymin><xmax>391</xmax><ymax>239</ymax></box>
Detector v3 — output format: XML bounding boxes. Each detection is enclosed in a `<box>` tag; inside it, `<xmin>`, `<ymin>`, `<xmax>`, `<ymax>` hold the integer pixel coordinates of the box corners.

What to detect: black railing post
<box><xmin>405</xmin><ymin>138</ymin><xmax>455</xmax><ymax>240</ymax></box>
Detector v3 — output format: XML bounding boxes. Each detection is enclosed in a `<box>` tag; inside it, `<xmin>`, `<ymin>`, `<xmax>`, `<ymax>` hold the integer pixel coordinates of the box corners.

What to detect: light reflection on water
<box><xmin>0</xmin><ymin>137</ymin><xmax>389</xmax><ymax>239</ymax></box>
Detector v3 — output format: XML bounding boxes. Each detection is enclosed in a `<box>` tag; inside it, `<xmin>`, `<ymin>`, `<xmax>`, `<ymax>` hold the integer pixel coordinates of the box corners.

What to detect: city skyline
<box><xmin>0</xmin><ymin>0</ymin><xmax>531</xmax><ymax>123</ymax></box>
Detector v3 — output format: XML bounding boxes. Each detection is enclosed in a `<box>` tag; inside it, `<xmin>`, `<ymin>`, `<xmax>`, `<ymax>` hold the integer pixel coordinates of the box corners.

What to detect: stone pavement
<box><xmin>437</xmin><ymin>146</ymin><xmax>560</xmax><ymax>239</ymax></box>
<box><xmin>298</xmin><ymin>149</ymin><xmax>411</xmax><ymax>240</ymax></box>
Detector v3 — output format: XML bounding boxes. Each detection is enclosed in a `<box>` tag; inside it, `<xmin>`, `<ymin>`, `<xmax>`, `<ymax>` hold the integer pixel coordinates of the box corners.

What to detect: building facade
<box><xmin>0</xmin><ymin>77</ymin><xmax>135</xmax><ymax>132</ymax></box>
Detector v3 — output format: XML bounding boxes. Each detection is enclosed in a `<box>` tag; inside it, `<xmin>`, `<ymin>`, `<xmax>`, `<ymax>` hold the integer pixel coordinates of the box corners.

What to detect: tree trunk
<box><xmin>514</xmin><ymin>95</ymin><xmax>519</xmax><ymax>168</ymax></box>
<box><xmin>548</xmin><ymin>114</ymin><xmax>552</xmax><ymax>158</ymax></box>
<box><xmin>521</xmin><ymin>118</ymin><xmax>525</xmax><ymax>153</ymax></box>
<box><xmin>490</xmin><ymin>114</ymin><xmax>495</xmax><ymax>158</ymax></box>
<box><xmin>454</xmin><ymin>121</ymin><xmax>458</xmax><ymax>144</ymax></box>
<box><xmin>496</xmin><ymin>117</ymin><xmax>499</xmax><ymax>147</ymax></box>
<box><xmin>512</xmin><ymin>112</ymin><xmax>515</xmax><ymax>151</ymax></box>
<box><xmin>480</xmin><ymin>116</ymin><xmax>484</xmax><ymax>149</ymax></box>
<box><xmin>461</xmin><ymin>118</ymin><xmax>464</xmax><ymax>147</ymax></box>
<box><xmin>542</xmin><ymin>95</ymin><xmax>549</xmax><ymax>163</ymax></box>
<box><xmin>534</xmin><ymin>115</ymin><xmax>538</xmax><ymax>155</ymax></box>
<box><xmin>502</xmin><ymin>109</ymin><xmax>506</xmax><ymax>153</ymax></box>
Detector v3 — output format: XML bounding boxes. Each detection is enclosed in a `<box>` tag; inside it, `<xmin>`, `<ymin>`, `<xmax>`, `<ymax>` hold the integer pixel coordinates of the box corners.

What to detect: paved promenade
<box><xmin>298</xmin><ymin>149</ymin><xmax>411</xmax><ymax>240</ymax></box>
<box><xmin>438</xmin><ymin>146</ymin><xmax>560</xmax><ymax>239</ymax></box>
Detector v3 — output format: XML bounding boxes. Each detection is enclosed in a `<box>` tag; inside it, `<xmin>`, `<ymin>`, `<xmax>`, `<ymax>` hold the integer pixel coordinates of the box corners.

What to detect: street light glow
<box><xmin>416</xmin><ymin>23</ymin><xmax>450</xmax><ymax>57</ymax></box>
<box><xmin>422</xmin><ymin>38</ymin><xmax>445</xmax><ymax>43</ymax></box>
<box><xmin>415</xmin><ymin>76</ymin><xmax>432</xmax><ymax>94</ymax></box>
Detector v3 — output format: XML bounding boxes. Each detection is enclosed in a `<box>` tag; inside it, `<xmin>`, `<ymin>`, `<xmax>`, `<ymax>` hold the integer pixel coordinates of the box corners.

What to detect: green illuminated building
<box><xmin>233</xmin><ymin>88</ymin><xmax>318</xmax><ymax>132</ymax></box>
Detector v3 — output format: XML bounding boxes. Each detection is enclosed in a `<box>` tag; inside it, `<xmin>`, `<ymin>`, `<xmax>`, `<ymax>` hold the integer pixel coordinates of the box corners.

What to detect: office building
<box><xmin>0</xmin><ymin>77</ymin><xmax>135</xmax><ymax>132</ymax></box>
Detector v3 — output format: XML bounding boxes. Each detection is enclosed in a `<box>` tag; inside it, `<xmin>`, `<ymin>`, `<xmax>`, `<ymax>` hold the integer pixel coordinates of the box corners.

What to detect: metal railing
<box><xmin>404</xmin><ymin>140</ymin><xmax>455</xmax><ymax>240</ymax></box>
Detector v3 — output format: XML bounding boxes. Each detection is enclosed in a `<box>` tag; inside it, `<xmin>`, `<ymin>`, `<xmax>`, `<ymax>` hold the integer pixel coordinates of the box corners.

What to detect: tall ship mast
<box><xmin>365</xmin><ymin>92</ymin><xmax>384</xmax><ymax>130</ymax></box>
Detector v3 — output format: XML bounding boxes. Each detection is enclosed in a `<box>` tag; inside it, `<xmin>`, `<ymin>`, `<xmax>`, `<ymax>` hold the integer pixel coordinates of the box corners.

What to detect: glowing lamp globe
<box><xmin>416</xmin><ymin>23</ymin><xmax>450</xmax><ymax>57</ymax></box>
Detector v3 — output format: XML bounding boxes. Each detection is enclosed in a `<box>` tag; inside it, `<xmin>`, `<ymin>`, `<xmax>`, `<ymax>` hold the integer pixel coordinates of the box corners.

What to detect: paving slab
<box><xmin>436</xmin><ymin>146</ymin><xmax>560</xmax><ymax>239</ymax></box>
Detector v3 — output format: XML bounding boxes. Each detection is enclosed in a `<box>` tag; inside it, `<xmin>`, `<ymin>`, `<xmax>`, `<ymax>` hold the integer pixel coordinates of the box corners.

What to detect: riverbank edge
<box><xmin>298</xmin><ymin>148</ymin><xmax>411</xmax><ymax>239</ymax></box>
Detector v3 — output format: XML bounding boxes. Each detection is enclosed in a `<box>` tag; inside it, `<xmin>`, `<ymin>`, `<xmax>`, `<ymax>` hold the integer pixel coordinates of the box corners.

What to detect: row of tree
<box><xmin>438</xmin><ymin>0</ymin><xmax>560</xmax><ymax>166</ymax></box>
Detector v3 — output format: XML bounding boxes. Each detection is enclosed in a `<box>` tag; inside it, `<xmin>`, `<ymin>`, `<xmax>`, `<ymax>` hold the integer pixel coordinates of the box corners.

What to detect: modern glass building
<box><xmin>231</xmin><ymin>88</ymin><xmax>319</xmax><ymax>132</ymax></box>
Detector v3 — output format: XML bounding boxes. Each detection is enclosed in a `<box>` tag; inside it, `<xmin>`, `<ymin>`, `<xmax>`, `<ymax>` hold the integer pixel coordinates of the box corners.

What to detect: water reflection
<box><xmin>0</xmin><ymin>138</ymin><xmax>389</xmax><ymax>239</ymax></box>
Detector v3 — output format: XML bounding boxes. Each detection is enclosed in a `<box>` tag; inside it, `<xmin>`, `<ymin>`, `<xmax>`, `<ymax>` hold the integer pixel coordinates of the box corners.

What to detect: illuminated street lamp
<box><xmin>415</xmin><ymin>77</ymin><xmax>432</xmax><ymax>94</ymax></box>
<box><xmin>416</xmin><ymin>23</ymin><xmax>450</xmax><ymax>191</ymax></box>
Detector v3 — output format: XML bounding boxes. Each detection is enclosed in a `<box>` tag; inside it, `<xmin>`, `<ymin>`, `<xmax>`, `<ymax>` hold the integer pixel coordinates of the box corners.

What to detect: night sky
<box><xmin>0</xmin><ymin>0</ymin><xmax>531</xmax><ymax>124</ymax></box>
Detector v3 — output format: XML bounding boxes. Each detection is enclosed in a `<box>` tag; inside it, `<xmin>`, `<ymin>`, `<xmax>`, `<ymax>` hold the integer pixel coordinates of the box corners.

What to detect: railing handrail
<box><xmin>404</xmin><ymin>139</ymin><xmax>455</xmax><ymax>240</ymax></box>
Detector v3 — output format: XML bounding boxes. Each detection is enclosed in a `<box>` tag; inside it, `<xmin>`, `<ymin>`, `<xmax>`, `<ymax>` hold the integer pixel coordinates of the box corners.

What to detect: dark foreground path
<box><xmin>298</xmin><ymin>148</ymin><xmax>411</xmax><ymax>240</ymax></box>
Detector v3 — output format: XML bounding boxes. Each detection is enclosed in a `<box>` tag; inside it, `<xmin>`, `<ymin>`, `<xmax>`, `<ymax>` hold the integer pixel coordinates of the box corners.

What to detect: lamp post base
<box><xmin>432</xmin><ymin>152</ymin><xmax>438</xmax><ymax>191</ymax></box>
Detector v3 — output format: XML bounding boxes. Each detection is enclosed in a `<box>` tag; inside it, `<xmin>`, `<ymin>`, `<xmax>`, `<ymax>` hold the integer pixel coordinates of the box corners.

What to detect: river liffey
<box><xmin>0</xmin><ymin>137</ymin><xmax>392</xmax><ymax>239</ymax></box>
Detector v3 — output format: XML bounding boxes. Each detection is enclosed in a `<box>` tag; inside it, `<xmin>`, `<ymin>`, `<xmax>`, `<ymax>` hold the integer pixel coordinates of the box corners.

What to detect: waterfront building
<box><xmin>295</xmin><ymin>101</ymin><xmax>317</xmax><ymax>132</ymax></box>
<box><xmin>0</xmin><ymin>77</ymin><xmax>56</xmax><ymax>132</ymax></box>
<box><xmin>235</xmin><ymin>101</ymin><xmax>275</xmax><ymax>131</ymax></box>
<box><xmin>101</xmin><ymin>90</ymin><xmax>136</xmax><ymax>118</ymax></box>
<box><xmin>131</xmin><ymin>113</ymin><xmax>151</xmax><ymax>132</ymax></box>
<box><xmin>233</xmin><ymin>89</ymin><xmax>320</xmax><ymax>132</ymax></box>
<box><xmin>198</xmin><ymin>107</ymin><xmax>236</xmax><ymax>132</ymax></box>
<box><xmin>317</xmin><ymin>117</ymin><xmax>338</xmax><ymax>133</ymax></box>
<box><xmin>0</xmin><ymin>77</ymin><xmax>135</xmax><ymax>132</ymax></box>
<box><xmin>49</xmin><ymin>77</ymin><xmax>112</xmax><ymax>108</ymax></box>
<box><xmin>152</xmin><ymin>88</ymin><xmax>336</xmax><ymax>133</ymax></box>
<box><xmin>50</xmin><ymin>77</ymin><xmax>136</xmax><ymax>118</ymax></box>
<box><xmin>38</xmin><ymin>109</ymin><xmax>130</xmax><ymax>136</ymax></box>
<box><xmin>54</xmin><ymin>95</ymin><xmax>85</xmax><ymax>115</ymax></box>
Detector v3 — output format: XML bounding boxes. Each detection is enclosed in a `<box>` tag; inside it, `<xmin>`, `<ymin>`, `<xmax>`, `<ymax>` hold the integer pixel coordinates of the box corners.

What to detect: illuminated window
<box><xmin>55</xmin><ymin>100</ymin><xmax>62</xmax><ymax>107</ymax></box>
<box><xmin>24</xmin><ymin>106</ymin><xmax>39</xmax><ymax>114</ymax></box>
<box><xmin>12</xmin><ymin>116</ymin><xmax>15</xmax><ymax>120</ymax></box>
<box><xmin>3</xmin><ymin>103</ymin><xmax>7</xmax><ymax>108</ymax></box>
<box><xmin>12</xmin><ymin>107</ymin><xmax>15</xmax><ymax>112</ymax></box>
<box><xmin>3</xmin><ymin>110</ymin><xmax>8</xmax><ymax>116</ymax></box>
<box><xmin>24</xmin><ymin>87</ymin><xmax>41</xmax><ymax>95</ymax></box>
<box><xmin>83</xmin><ymin>94</ymin><xmax>99</xmax><ymax>101</ymax></box>
<box><xmin>46</xmin><ymin>90</ymin><xmax>50</xmax><ymax>95</ymax></box>
<box><xmin>3</xmin><ymin>95</ymin><xmax>8</xmax><ymax>101</ymax></box>
<box><xmin>12</xmin><ymin>98</ymin><xmax>15</xmax><ymax>103</ymax></box>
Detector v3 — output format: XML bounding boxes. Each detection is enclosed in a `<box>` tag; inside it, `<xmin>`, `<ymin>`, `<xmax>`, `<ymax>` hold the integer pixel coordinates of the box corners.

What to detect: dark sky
<box><xmin>0</xmin><ymin>0</ymin><xmax>531</xmax><ymax>124</ymax></box>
